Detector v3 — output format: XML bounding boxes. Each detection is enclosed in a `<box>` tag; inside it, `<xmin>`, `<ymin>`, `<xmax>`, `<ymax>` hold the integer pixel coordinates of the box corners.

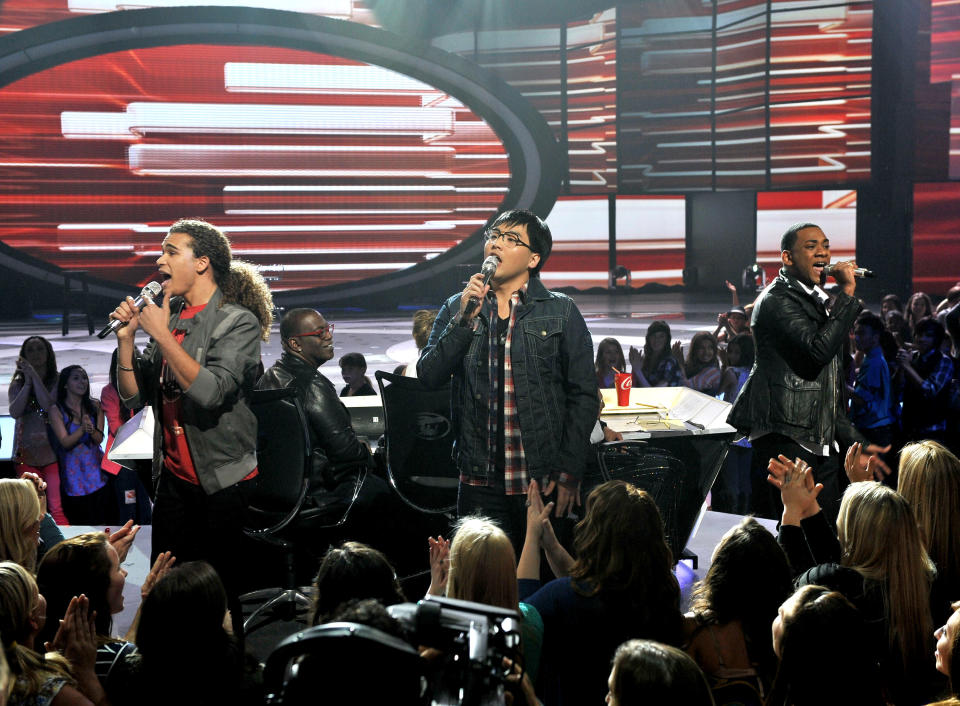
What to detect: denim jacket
<box><xmin>417</xmin><ymin>277</ymin><xmax>598</xmax><ymax>484</ymax></box>
<box><xmin>120</xmin><ymin>288</ymin><xmax>261</xmax><ymax>494</ymax></box>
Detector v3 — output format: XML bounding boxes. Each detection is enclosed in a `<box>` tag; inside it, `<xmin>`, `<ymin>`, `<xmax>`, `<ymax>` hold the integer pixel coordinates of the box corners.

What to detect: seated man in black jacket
<box><xmin>256</xmin><ymin>308</ymin><xmax>398</xmax><ymax>554</ymax></box>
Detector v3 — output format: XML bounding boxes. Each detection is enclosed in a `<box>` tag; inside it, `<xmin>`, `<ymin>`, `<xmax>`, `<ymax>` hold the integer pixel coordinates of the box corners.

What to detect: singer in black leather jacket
<box><xmin>727</xmin><ymin>223</ymin><xmax>881</xmax><ymax>520</ymax></box>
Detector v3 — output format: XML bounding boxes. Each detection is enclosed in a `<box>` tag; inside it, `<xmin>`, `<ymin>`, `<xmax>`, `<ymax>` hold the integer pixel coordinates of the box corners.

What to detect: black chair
<box><xmin>375</xmin><ymin>371</ymin><xmax>458</xmax><ymax>515</ymax></box>
<box><xmin>240</xmin><ymin>388</ymin><xmax>365</xmax><ymax>634</ymax></box>
<box><xmin>263</xmin><ymin>622</ymin><xmax>423</xmax><ymax>705</ymax></box>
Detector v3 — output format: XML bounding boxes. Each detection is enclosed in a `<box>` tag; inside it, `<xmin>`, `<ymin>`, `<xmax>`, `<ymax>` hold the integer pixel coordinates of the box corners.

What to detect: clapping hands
<box><xmin>767</xmin><ymin>455</ymin><xmax>823</xmax><ymax>525</ymax></box>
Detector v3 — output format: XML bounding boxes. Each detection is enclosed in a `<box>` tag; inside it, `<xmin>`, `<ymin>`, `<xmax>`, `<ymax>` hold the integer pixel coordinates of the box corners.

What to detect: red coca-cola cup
<box><xmin>615</xmin><ymin>372</ymin><xmax>632</xmax><ymax>407</ymax></box>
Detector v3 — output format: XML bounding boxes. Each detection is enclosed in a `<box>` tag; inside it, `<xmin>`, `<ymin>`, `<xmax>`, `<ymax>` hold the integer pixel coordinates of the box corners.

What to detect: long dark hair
<box><xmin>56</xmin><ymin>364</ymin><xmax>98</xmax><ymax>423</ymax></box>
<box><xmin>36</xmin><ymin>533</ymin><xmax>115</xmax><ymax>646</ymax></box>
<box><xmin>690</xmin><ymin>517</ymin><xmax>792</xmax><ymax>680</ymax></box>
<box><xmin>570</xmin><ymin>482</ymin><xmax>679</xmax><ymax>640</ymax></box>
<box><xmin>11</xmin><ymin>335</ymin><xmax>57</xmax><ymax>390</ymax></box>
<box><xmin>728</xmin><ymin>332</ymin><xmax>755</xmax><ymax>369</ymax></box>
<box><xmin>168</xmin><ymin>219</ymin><xmax>274</xmax><ymax>341</ymax></box>
<box><xmin>135</xmin><ymin>562</ymin><xmax>246</xmax><ymax>704</ymax></box>
<box><xmin>642</xmin><ymin>320</ymin><xmax>672</xmax><ymax>375</ymax></box>
<box><xmin>684</xmin><ymin>331</ymin><xmax>720</xmax><ymax>378</ymax></box>
<box><xmin>767</xmin><ymin>586</ymin><xmax>884</xmax><ymax>706</ymax></box>
<box><xmin>311</xmin><ymin>541</ymin><xmax>405</xmax><ymax>624</ymax></box>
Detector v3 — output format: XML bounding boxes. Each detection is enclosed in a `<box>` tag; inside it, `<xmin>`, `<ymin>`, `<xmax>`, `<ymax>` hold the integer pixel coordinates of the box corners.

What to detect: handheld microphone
<box><xmin>823</xmin><ymin>264</ymin><xmax>875</xmax><ymax>279</ymax></box>
<box><xmin>465</xmin><ymin>255</ymin><xmax>500</xmax><ymax>315</ymax></box>
<box><xmin>97</xmin><ymin>281</ymin><xmax>162</xmax><ymax>339</ymax></box>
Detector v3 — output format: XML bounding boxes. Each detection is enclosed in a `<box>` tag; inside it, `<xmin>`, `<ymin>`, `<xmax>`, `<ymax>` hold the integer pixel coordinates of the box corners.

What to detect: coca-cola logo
<box><xmin>618</xmin><ymin>376</ymin><xmax>632</xmax><ymax>391</ymax></box>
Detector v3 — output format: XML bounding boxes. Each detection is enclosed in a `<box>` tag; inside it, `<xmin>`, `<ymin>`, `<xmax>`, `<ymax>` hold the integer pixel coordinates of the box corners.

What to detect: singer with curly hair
<box><xmin>109</xmin><ymin>218</ymin><xmax>273</xmax><ymax>633</ymax></box>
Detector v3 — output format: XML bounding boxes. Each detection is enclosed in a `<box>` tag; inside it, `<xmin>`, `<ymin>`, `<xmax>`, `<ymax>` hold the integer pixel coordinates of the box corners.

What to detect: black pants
<box><xmin>62</xmin><ymin>483</ymin><xmax>114</xmax><ymax>525</ymax></box>
<box><xmin>457</xmin><ymin>479</ymin><xmax>576</xmax><ymax>566</ymax></box>
<box><xmin>750</xmin><ymin>433</ymin><xmax>841</xmax><ymax>526</ymax></box>
<box><xmin>152</xmin><ymin>471</ymin><xmax>254</xmax><ymax>636</ymax></box>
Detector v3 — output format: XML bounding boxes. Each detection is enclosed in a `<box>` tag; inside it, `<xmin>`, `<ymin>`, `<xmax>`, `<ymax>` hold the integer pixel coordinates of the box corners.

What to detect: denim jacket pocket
<box><xmin>523</xmin><ymin>318</ymin><xmax>564</xmax><ymax>360</ymax></box>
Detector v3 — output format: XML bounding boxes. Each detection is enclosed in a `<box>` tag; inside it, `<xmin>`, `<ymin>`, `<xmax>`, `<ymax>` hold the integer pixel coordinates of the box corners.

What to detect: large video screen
<box><xmin>913</xmin><ymin>183</ymin><xmax>960</xmax><ymax>294</ymax></box>
<box><xmin>543</xmin><ymin>195</ymin><xmax>685</xmax><ymax>289</ymax></box>
<box><xmin>0</xmin><ymin>43</ymin><xmax>511</xmax><ymax>292</ymax></box>
<box><xmin>756</xmin><ymin>190</ymin><xmax>857</xmax><ymax>282</ymax></box>
<box><xmin>618</xmin><ymin>1</ymin><xmax>872</xmax><ymax>193</ymax></box>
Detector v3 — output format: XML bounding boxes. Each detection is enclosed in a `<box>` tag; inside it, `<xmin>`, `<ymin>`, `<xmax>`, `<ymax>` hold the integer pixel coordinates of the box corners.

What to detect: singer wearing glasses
<box><xmin>109</xmin><ymin>218</ymin><xmax>273</xmax><ymax>634</ymax></box>
<box><xmin>418</xmin><ymin>209</ymin><xmax>598</xmax><ymax>553</ymax></box>
<box><xmin>727</xmin><ymin>222</ymin><xmax>890</xmax><ymax>523</ymax></box>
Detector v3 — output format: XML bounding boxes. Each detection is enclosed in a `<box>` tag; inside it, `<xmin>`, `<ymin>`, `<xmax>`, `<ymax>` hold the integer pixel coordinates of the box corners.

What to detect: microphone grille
<box><xmin>141</xmin><ymin>281</ymin><xmax>162</xmax><ymax>298</ymax></box>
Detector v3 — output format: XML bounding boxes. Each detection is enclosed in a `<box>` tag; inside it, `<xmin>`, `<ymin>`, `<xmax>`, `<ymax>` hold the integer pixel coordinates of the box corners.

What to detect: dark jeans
<box><xmin>713</xmin><ymin>444</ymin><xmax>752</xmax><ymax>515</ymax></box>
<box><xmin>750</xmin><ymin>433</ymin><xmax>841</xmax><ymax>526</ymax></box>
<box><xmin>457</xmin><ymin>481</ymin><xmax>528</xmax><ymax>558</ymax></box>
<box><xmin>457</xmin><ymin>478</ymin><xmax>577</xmax><ymax>567</ymax></box>
<box><xmin>152</xmin><ymin>470</ymin><xmax>254</xmax><ymax>636</ymax></box>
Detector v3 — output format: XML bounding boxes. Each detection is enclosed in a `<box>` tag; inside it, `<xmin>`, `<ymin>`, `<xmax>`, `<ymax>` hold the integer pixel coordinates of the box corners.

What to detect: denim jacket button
<box><xmin>475</xmin><ymin>394</ymin><xmax>481</xmax><ymax>400</ymax></box>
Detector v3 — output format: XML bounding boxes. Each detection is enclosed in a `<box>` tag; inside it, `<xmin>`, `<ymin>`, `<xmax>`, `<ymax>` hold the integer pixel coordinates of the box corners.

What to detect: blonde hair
<box><xmin>837</xmin><ymin>482</ymin><xmax>934</xmax><ymax>670</ymax></box>
<box><xmin>0</xmin><ymin>561</ymin><xmax>74</xmax><ymax>700</ymax></box>
<box><xmin>898</xmin><ymin>440</ymin><xmax>960</xmax><ymax>596</ymax></box>
<box><xmin>0</xmin><ymin>480</ymin><xmax>42</xmax><ymax>573</ymax></box>
<box><xmin>446</xmin><ymin>517</ymin><xmax>519</xmax><ymax>611</ymax></box>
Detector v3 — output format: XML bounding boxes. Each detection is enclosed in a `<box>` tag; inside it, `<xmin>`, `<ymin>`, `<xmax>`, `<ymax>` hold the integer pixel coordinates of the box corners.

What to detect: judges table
<box><xmin>599</xmin><ymin>387</ymin><xmax>736</xmax><ymax>566</ymax></box>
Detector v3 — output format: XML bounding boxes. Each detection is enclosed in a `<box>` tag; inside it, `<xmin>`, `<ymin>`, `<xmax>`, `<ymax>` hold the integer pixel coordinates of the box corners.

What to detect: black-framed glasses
<box><xmin>296</xmin><ymin>323</ymin><xmax>334</xmax><ymax>338</ymax></box>
<box><xmin>484</xmin><ymin>228</ymin><xmax>532</xmax><ymax>250</ymax></box>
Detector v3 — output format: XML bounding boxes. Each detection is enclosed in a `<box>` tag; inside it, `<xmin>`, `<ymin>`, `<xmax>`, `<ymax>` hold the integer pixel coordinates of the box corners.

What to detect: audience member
<box><xmin>339</xmin><ymin>352</ymin><xmax>376</xmax><ymax>396</ymax></box>
<box><xmin>684</xmin><ymin>517</ymin><xmax>792</xmax><ymax>702</ymax></box>
<box><xmin>714</xmin><ymin>334</ymin><xmax>755</xmax><ymax>513</ymax></box>
<box><xmin>880</xmin><ymin>293</ymin><xmax>903</xmax><ymax>321</ymax></box>
<box><xmin>935</xmin><ymin>603</ymin><xmax>960</xmax><ymax>698</ymax></box>
<box><xmin>607</xmin><ymin>639</ymin><xmax>714</xmax><ymax>706</ymax></box>
<box><xmin>8</xmin><ymin>336</ymin><xmax>64</xmax><ymax>525</ymax></box>
<box><xmin>518</xmin><ymin>479</ymin><xmax>681</xmax><ymax>705</ymax></box>
<box><xmin>713</xmin><ymin>305</ymin><xmax>750</xmax><ymax>345</ymax></box>
<box><xmin>898</xmin><ymin>317</ymin><xmax>954</xmax><ymax>445</ymax></box>
<box><xmin>769</xmin><ymin>459</ymin><xmax>940</xmax><ymax>703</ymax></box>
<box><xmin>595</xmin><ymin>337</ymin><xmax>627</xmax><ymax>388</ymax></box>
<box><xmin>886</xmin><ymin>308</ymin><xmax>911</xmax><ymax>346</ymax></box>
<box><xmin>629</xmin><ymin>320</ymin><xmax>683</xmax><ymax>388</ymax></box>
<box><xmin>100</xmin><ymin>349</ymin><xmax>152</xmax><ymax>524</ymax></box>
<box><xmin>0</xmin><ymin>561</ymin><xmax>107</xmax><ymax>705</ymax></box>
<box><xmin>112</xmin><ymin>561</ymin><xmax>261</xmax><ymax>706</ymax></box>
<box><xmin>399</xmin><ymin>309</ymin><xmax>437</xmax><ymax>377</ymax></box>
<box><xmin>310</xmin><ymin>541</ymin><xmax>405</xmax><ymax>625</ymax></box>
<box><xmin>906</xmin><ymin>291</ymin><xmax>935</xmax><ymax>334</ymax></box>
<box><xmin>849</xmin><ymin>312</ymin><xmax>894</xmax><ymax>450</ymax></box>
<box><xmin>0</xmin><ymin>476</ymin><xmax>62</xmax><ymax>573</ymax></box>
<box><xmin>428</xmin><ymin>516</ymin><xmax>543</xmax><ymax>681</ymax></box>
<box><xmin>47</xmin><ymin>365</ymin><xmax>109</xmax><ymax>525</ymax></box>
<box><xmin>766</xmin><ymin>585</ymin><xmax>884</xmax><ymax>706</ymax></box>
<box><xmin>36</xmin><ymin>532</ymin><xmax>175</xmax><ymax>694</ymax></box>
<box><xmin>681</xmin><ymin>332</ymin><xmax>722</xmax><ymax>396</ymax></box>
<box><xmin>896</xmin><ymin>440</ymin><xmax>960</xmax><ymax>625</ymax></box>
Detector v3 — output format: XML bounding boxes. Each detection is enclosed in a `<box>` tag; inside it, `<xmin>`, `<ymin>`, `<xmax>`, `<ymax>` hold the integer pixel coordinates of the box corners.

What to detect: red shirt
<box><xmin>161</xmin><ymin>302</ymin><xmax>257</xmax><ymax>485</ymax></box>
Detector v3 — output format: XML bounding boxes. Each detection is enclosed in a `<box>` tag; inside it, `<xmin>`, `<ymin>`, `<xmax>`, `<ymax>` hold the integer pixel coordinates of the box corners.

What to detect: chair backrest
<box><xmin>248</xmin><ymin>387</ymin><xmax>313</xmax><ymax>514</ymax></box>
<box><xmin>375</xmin><ymin>370</ymin><xmax>457</xmax><ymax>514</ymax></box>
<box><xmin>263</xmin><ymin>622</ymin><xmax>423</xmax><ymax>705</ymax></box>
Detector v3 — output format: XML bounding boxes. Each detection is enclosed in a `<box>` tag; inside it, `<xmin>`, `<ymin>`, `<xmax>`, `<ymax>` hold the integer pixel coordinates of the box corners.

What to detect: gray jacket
<box><xmin>120</xmin><ymin>288</ymin><xmax>261</xmax><ymax>494</ymax></box>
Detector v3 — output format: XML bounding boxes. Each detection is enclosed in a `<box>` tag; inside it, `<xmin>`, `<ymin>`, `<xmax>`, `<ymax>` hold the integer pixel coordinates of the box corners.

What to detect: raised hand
<box><xmin>105</xmin><ymin>520</ymin><xmax>140</xmax><ymax>563</ymax></box>
<box><xmin>767</xmin><ymin>455</ymin><xmax>822</xmax><ymax>525</ymax></box>
<box><xmin>140</xmin><ymin>551</ymin><xmax>176</xmax><ymax>600</ymax></box>
<box><xmin>427</xmin><ymin>535</ymin><xmax>450</xmax><ymax>597</ymax></box>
